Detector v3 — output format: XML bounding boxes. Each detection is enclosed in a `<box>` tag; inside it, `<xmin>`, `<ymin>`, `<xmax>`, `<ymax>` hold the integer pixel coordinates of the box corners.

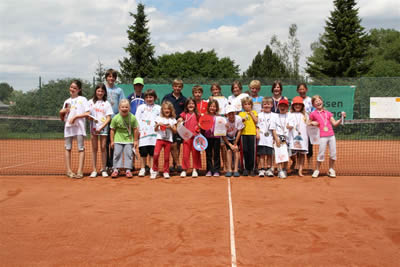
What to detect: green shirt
<box><xmin>110</xmin><ymin>113</ymin><xmax>138</xmax><ymax>143</ymax></box>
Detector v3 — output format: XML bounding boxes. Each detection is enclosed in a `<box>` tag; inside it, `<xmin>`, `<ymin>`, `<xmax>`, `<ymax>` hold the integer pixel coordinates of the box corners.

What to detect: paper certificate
<box><xmin>214</xmin><ymin>116</ymin><xmax>227</xmax><ymax>136</ymax></box>
<box><xmin>307</xmin><ymin>126</ymin><xmax>320</xmax><ymax>145</ymax></box>
<box><xmin>177</xmin><ymin>123</ymin><xmax>193</xmax><ymax>141</ymax></box>
<box><xmin>274</xmin><ymin>143</ymin><xmax>289</xmax><ymax>163</ymax></box>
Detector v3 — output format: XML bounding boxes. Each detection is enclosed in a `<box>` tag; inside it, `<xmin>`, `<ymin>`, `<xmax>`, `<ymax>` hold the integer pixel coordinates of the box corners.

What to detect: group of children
<box><xmin>60</xmin><ymin>69</ymin><xmax>345</xmax><ymax>180</ymax></box>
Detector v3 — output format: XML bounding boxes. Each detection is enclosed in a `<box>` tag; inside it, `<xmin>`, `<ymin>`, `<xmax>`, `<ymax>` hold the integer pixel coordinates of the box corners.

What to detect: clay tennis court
<box><xmin>1</xmin><ymin>139</ymin><xmax>399</xmax><ymax>266</ymax></box>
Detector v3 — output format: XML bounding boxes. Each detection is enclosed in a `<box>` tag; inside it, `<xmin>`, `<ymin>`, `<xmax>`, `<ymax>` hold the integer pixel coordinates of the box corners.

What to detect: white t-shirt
<box><xmin>88</xmin><ymin>99</ymin><xmax>113</xmax><ymax>135</ymax></box>
<box><xmin>228</xmin><ymin>93</ymin><xmax>249</xmax><ymax>112</ymax></box>
<box><xmin>257</xmin><ymin>112</ymin><xmax>276</xmax><ymax>148</ymax></box>
<box><xmin>270</xmin><ymin>113</ymin><xmax>290</xmax><ymax>138</ymax></box>
<box><xmin>63</xmin><ymin>96</ymin><xmax>89</xmax><ymax>137</ymax></box>
<box><xmin>135</xmin><ymin>104</ymin><xmax>161</xmax><ymax>147</ymax></box>
<box><xmin>226</xmin><ymin>115</ymin><xmax>245</xmax><ymax>141</ymax></box>
<box><xmin>303</xmin><ymin>96</ymin><xmax>313</xmax><ymax>114</ymax></box>
<box><xmin>155</xmin><ymin>116</ymin><xmax>177</xmax><ymax>143</ymax></box>
<box><xmin>211</xmin><ymin>96</ymin><xmax>229</xmax><ymax>115</ymax></box>
<box><xmin>288</xmin><ymin>112</ymin><xmax>309</xmax><ymax>152</ymax></box>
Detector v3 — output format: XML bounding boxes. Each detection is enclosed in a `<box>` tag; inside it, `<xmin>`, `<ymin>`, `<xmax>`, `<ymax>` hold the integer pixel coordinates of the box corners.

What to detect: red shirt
<box><xmin>180</xmin><ymin>112</ymin><xmax>199</xmax><ymax>134</ymax></box>
<box><xmin>196</xmin><ymin>100</ymin><xmax>208</xmax><ymax>116</ymax></box>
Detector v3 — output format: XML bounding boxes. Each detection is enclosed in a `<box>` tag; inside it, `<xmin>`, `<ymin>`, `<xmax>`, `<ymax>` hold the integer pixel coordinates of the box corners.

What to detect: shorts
<box><xmin>173</xmin><ymin>133</ymin><xmax>183</xmax><ymax>145</ymax></box>
<box><xmin>65</xmin><ymin>135</ymin><xmax>85</xmax><ymax>151</ymax></box>
<box><xmin>139</xmin><ymin>145</ymin><xmax>155</xmax><ymax>157</ymax></box>
<box><xmin>257</xmin><ymin>145</ymin><xmax>273</xmax><ymax>155</ymax></box>
<box><xmin>226</xmin><ymin>139</ymin><xmax>241</xmax><ymax>151</ymax></box>
<box><xmin>290</xmin><ymin>149</ymin><xmax>308</xmax><ymax>156</ymax></box>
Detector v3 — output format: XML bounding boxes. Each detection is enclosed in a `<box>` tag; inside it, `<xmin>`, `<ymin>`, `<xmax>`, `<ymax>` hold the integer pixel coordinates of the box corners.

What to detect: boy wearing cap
<box><xmin>270</xmin><ymin>98</ymin><xmax>292</xmax><ymax>179</ymax></box>
<box><xmin>127</xmin><ymin>77</ymin><xmax>145</xmax><ymax>115</ymax></box>
<box><xmin>223</xmin><ymin>105</ymin><xmax>244</xmax><ymax>177</ymax></box>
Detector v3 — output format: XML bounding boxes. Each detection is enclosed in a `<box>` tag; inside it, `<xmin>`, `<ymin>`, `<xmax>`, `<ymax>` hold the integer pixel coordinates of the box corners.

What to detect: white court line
<box><xmin>228</xmin><ymin>178</ymin><xmax>237</xmax><ymax>267</ymax></box>
<box><xmin>0</xmin><ymin>159</ymin><xmax>49</xmax><ymax>170</ymax></box>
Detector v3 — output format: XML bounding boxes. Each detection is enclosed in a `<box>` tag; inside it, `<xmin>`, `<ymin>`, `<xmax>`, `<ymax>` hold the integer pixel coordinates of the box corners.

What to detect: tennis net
<box><xmin>0</xmin><ymin>115</ymin><xmax>399</xmax><ymax>176</ymax></box>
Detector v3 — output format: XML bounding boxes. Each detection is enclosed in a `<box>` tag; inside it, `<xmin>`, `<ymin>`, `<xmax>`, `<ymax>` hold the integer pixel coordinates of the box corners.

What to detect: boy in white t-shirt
<box><xmin>135</xmin><ymin>89</ymin><xmax>161</xmax><ymax>177</ymax></box>
<box><xmin>222</xmin><ymin>105</ymin><xmax>244</xmax><ymax>177</ymax></box>
<box><xmin>257</xmin><ymin>97</ymin><xmax>276</xmax><ymax>177</ymax></box>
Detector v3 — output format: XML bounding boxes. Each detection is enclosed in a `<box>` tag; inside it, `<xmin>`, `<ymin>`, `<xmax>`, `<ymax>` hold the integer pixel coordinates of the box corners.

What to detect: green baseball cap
<box><xmin>133</xmin><ymin>77</ymin><xmax>144</xmax><ymax>85</ymax></box>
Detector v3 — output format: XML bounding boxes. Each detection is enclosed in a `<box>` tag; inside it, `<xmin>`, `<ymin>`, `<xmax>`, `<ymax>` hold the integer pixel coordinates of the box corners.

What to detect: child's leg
<box><xmin>163</xmin><ymin>141</ymin><xmax>171</xmax><ymax>173</ymax></box>
<box><xmin>140</xmin><ymin>156</ymin><xmax>147</xmax><ymax>169</ymax></box>
<box><xmin>298</xmin><ymin>153</ymin><xmax>305</xmax><ymax>176</ymax></box>
<box><xmin>328</xmin><ymin>136</ymin><xmax>337</xmax><ymax>170</ymax></box>
<box><xmin>290</xmin><ymin>155</ymin><xmax>297</xmax><ymax>170</ymax></box>
<box><xmin>205</xmin><ymin>139</ymin><xmax>213</xmax><ymax>172</ymax></box>
<box><xmin>152</xmin><ymin>141</ymin><xmax>163</xmax><ymax>172</ymax></box>
<box><xmin>213</xmin><ymin>138</ymin><xmax>221</xmax><ymax>173</ymax></box>
<box><xmin>226</xmin><ymin>149</ymin><xmax>233</xmax><ymax>172</ymax></box>
<box><xmin>259</xmin><ymin>154</ymin><xmax>265</xmax><ymax>170</ymax></box>
<box><xmin>91</xmin><ymin>136</ymin><xmax>98</xmax><ymax>172</ymax></box>
<box><xmin>181</xmin><ymin>140</ymin><xmax>190</xmax><ymax>170</ymax></box>
<box><xmin>316</xmin><ymin>137</ymin><xmax>328</xmax><ymax>171</ymax></box>
<box><xmin>77</xmin><ymin>135</ymin><xmax>85</xmax><ymax>175</ymax></box>
<box><xmin>113</xmin><ymin>143</ymin><xmax>123</xmax><ymax>171</ymax></box>
<box><xmin>233</xmin><ymin>151</ymin><xmax>240</xmax><ymax>172</ymax></box>
<box><xmin>123</xmin><ymin>144</ymin><xmax>133</xmax><ymax>170</ymax></box>
<box><xmin>64</xmin><ymin>137</ymin><xmax>73</xmax><ymax>174</ymax></box>
<box><xmin>220</xmin><ymin>142</ymin><xmax>227</xmax><ymax>171</ymax></box>
<box><xmin>100</xmin><ymin>136</ymin><xmax>107</xmax><ymax>171</ymax></box>
<box><xmin>191</xmin><ymin>139</ymin><xmax>201</xmax><ymax>170</ymax></box>
<box><xmin>266</xmin><ymin>154</ymin><xmax>273</xmax><ymax>169</ymax></box>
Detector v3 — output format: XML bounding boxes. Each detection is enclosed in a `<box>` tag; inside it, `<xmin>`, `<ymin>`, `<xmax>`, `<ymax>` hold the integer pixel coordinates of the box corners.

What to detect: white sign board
<box><xmin>370</xmin><ymin>97</ymin><xmax>400</xmax><ymax>119</ymax></box>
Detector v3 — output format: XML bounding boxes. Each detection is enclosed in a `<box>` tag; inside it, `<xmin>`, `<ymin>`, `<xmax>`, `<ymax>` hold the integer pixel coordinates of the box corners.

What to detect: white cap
<box><xmin>225</xmin><ymin>105</ymin><xmax>236</xmax><ymax>114</ymax></box>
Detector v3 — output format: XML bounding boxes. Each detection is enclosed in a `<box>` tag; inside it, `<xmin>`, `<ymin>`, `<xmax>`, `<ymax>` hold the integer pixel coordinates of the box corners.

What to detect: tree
<box><xmin>270</xmin><ymin>24</ymin><xmax>301</xmax><ymax>79</ymax></box>
<box><xmin>153</xmin><ymin>49</ymin><xmax>240</xmax><ymax>79</ymax></box>
<box><xmin>366</xmin><ymin>28</ymin><xmax>400</xmax><ymax>77</ymax></box>
<box><xmin>306</xmin><ymin>0</ymin><xmax>370</xmax><ymax>78</ymax></box>
<box><xmin>119</xmin><ymin>3</ymin><xmax>156</xmax><ymax>82</ymax></box>
<box><xmin>243</xmin><ymin>45</ymin><xmax>290</xmax><ymax>79</ymax></box>
<box><xmin>0</xmin><ymin>83</ymin><xmax>14</xmax><ymax>103</ymax></box>
<box><xmin>94</xmin><ymin>60</ymin><xmax>106</xmax><ymax>83</ymax></box>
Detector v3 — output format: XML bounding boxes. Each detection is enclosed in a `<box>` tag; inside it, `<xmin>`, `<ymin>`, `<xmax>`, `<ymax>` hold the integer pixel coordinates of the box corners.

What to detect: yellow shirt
<box><xmin>239</xmin><ymin>110</ymin><xmax>258</xmax><ymax>135</ymax></box>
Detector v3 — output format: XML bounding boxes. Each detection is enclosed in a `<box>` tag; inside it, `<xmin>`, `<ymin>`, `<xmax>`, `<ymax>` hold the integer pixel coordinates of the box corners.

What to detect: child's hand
<box><xmin>256</xmin><ymin>132</ymin><xmax>260</xmax><ymax>140</ymax></box>
<box><xmin>342</xmin><ymin>112</ymin><xmax>346</xmax><ymax>118</ymax></box>
<box><xmin>275</xmin><ymin>139</ymin><xmax>281</xmax><ymax>147</ymax></box>
<box><xmin>134</xmin><ymin>141</ymin><xmax>139</xmax><ymax>150</ymax></box>
<box><xmin>311</xmin><ymin>121</ymin><xmax>319</xmax><ymax>126</ymax></box>
<box><xmin>110</xmin><ymin>141</ymin><xmax>115</xmax><ymax>149</ymax></box>
<box><xmin>69</xmin><ymin>117</ymin><xmax>76</xmax><ymax>124</ymax></box>
<box><xmin>177</xmin><ymin>118</ymin><xmax>183</xmax><ymax>124</ymax></box>
<box><xmin>232</xmin><ymin>144</ymin><xmax>238</xmax><ymax>152</ymax></box>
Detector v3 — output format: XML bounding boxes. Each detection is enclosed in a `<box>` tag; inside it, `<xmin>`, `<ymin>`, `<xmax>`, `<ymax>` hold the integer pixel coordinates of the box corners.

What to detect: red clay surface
<box><xmin>1</xmin><ymin>139</ymin><xmax>400</xmax><ymax>176</ymax></box>
<box><xmin>1</xmin><ymin>175</ymin><xmax>399</xmax><ymax>266</ymax></box>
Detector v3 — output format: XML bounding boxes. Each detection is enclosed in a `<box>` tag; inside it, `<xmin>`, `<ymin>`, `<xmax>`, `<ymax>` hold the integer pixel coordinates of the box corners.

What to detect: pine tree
<box><xmin>119</xmin><ymin>3</ymin><xmax>156</xmax><ymax>82</ymax></box>
<box><xmin>244</xmin><ymin>45</ymin><xmax>290</xmax><ymax>79</ymax></box>
<box><xmin>306</xmin><ymin>0</ymin><xmax>370</xmax><ymax>78</ymax></box>
<box><xmin>94</xmin><ymin>60</ymin><xmax>106</xmax><ymax>83</ymax></box>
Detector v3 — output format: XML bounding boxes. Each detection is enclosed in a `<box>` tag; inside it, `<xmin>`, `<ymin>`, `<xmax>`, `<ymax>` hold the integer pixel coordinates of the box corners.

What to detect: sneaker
<box><xmin>150</xmin><ymin>171</ymin><xmax>158</xmax><ymax>179</ymax></box>
<box><xmin>192</xmin><ymin>169</ymin><xmax>198</xmax><ymax>178</ymax></box>
<box><xmin>283</xmin><ymin>169</ymin><xmax>288</xmax><ymax>178</ymax></box>
<box><xmin>163</xmin><ymin>172</ymin><xmax>170</xmax><ymax>179</ymax></box>
<box><xmin>138</xmin><ymin>168</ymin><xmax>146</xmax><ymax>177</ymax></box>
<box><xmin>101</xmin><ymin>170</ymin><xmax>108</xmax><ymax>177</ymax></box>
<box><xmin>242</xmin><ymin>170</ymin><xmax>249</xmax><ymax>176</ymax></box>
<box><xmin>180</xmin><ymin>171</ymin><xmax>187</xmax><ymax>178</ymax></box>
<box><xmin>258</xmin><ymin>169</ymin><xmax>265</xmax><ymax>177</ymax></box>
<box><xmin>213</xmin><ymin>172</ymin><xmax>220</xmax><ymax>177</ymax></box>
<box><xmin>125</xmin><ymin>170</ymin><xmax>133</xmax><ymax>178</ymax></box>
<box><xmin>278</xmin><ymin>170</ymin><xmax>287</xmax><ymax>179</ymax></box>
<box><xmin>328</xmin><ymin>168</ymin><xmax>336</xmax><ymax>178</ymax></box>
<box><xmin>225</xmin><ymin>172</ymin><xmax>233</xmax><ymax>177</ymax></box>
<box><xmin>111</xmin><ymin>170</ymin><xmax>119</xmax><ymax>178</ymax></box>
<box><xmin>145</xmin><ymin>165</ymin><xmax>150</xmax><ymax>173</ymax></box>
<box><xmin>89</xmin><ymin>171</ymin><xmax>97</xmax><ymax>178</ymax></box>
<box><xmin>312</xmin><ymin>170</ymin><xmax>320</xmax><ymax>178</ymax></box>
<box><xmin>177</xmin><ymin>165</ymin><xmax>183</xmax><ymax>172</ymax></box>
<box><xmin>74</xmin><ymin>172</ymin><xmax>84</xmax><ymax>179</ymax></box>
<box><xmin>169</xmin><ymin>166</ymin><xmax>177</xmax><ymax>173</ymax></box>
<box><xmin>265</xmin><ymin>168</ymin><xmax>274</xmax><ymax>177</ymax></box>
<box><xmin>233</xmin><ymin>172</ymin><xmax>240</xmax><ymax>177</ymax></box>
<box><xmin>250</xmin><ymin>170</ymin><xmax>257</xmax><ymax>177</ymax></box>
<box><xmin>206</xmin><ymin>171</ymin><xmax>212</xmax><ymax>177</ymax></box>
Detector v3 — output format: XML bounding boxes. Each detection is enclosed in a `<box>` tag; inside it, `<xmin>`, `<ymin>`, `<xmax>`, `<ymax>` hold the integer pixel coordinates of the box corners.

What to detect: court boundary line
<box><xmin>228</xmin><ymin>178</ymin><xmax>237</xmax><ymax>267</ymax></box>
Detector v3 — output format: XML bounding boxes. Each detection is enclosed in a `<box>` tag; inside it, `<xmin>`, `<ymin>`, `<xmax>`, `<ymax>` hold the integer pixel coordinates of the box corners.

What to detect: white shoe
<box><xmin>278</xmin><ymin>170</ymin><xmax>287</xmax><ymax>179</ymax></box>
<box><xmin>312</xmin><ymin>170</ymin><xmax>320</xmax><ymax>178</ymax></box>
<box><xmin>150</xmin><ymin>171</ymin><xmax>158</xmax><ymax>179</ymax></box>
<box><xmin>265</xmin><ymin>169</ymin><xmax>274</xmax><ymax>177</ymax></box>
<box><xmin>258</xmin><ymin>169</ymin><xmax>265</xmax><ymax>177</ymax></box>
<box><xmin>180</xmin><ymin>171</ymin><xmax>186</xmax><ymax>177</ymax></box>
<box><xmin>138</xmin><ymin>168</ymin><xmax>146</xmax><ymax>177</ymax></box>
<box><xmin>328</xmin><ymin>168</ymin><xmax>336</xmax><ymax>178</ymax></box>
<box><xmin>101</xmin><ymin>170</ymin><xmax>108</xmax><ymax>177</ymax></box>
<box><xmin>89</xmin><ymin>171</ymin><xmax>97</xmax><ymax>178</ymax></box>
<box><xmin>163</xmin><ymin>172</ymin><xmax>170</xmax><ymax>179</ymax></box>
<box><xmin>192</xmin><ymin>169</ymin><xmax>198</xmax><ymax>178</ymax></box>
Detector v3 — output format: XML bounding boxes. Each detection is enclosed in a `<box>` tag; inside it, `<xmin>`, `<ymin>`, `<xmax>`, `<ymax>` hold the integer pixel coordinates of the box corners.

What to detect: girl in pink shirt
<box><xmin>309</xmin><ymin>95</ymin><xmax>346</xmax><ymax>178</ymax></box>
<box><xmin>178</xmin><ymin>98</ymin><xmax>201</xmax><ymax>178</ymax></box>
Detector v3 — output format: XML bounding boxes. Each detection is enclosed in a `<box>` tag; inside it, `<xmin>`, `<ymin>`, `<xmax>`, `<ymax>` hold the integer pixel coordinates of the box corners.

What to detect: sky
<box><xmin>0</xmin><ymin>0</ymin><xmax>399</xmax><ymax>92</ymax></box>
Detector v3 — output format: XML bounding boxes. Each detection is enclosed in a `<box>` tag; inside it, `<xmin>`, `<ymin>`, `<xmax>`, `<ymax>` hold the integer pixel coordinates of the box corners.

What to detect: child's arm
<box><xmin>272</xmin><ymin>129</ymin><xmax>280</xmax><ymax>147</ymax></box>
<box><xmin>133</xmin><ymin>127</ymin><xmax>139</xmax><ymax>149</ymax></box>
<box><xmin>97</xmin><ymin>115</ymin><xmax>111</xmax><ymax>132</ymax></box>
<box><xmin>69</xmin><ymin>111</ymin><xmax>90</xmax><ymax>124</ymax></box>
<box><xmin>170</xmin><ymin>123</ymin><xmax>177</xmax><ymax>134</ymax></box>
<box><xmin>331</xmin><ymin>112</ymin><xmax>346</xmax><ymax>127</ymax></box>
<box><xmin>256</xmin><ymin>128</ymin><xmax>260</xmax><ymax>140</ymax></box>
<box><xmin>248</xmin><ymin>111</ymin><xmax>258</xmax><ymax>124</ymax></box>
<box><xmin>110</xmin><ymin>128</ymin><xmax>115</xmax><ymax>149</ymax></box>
